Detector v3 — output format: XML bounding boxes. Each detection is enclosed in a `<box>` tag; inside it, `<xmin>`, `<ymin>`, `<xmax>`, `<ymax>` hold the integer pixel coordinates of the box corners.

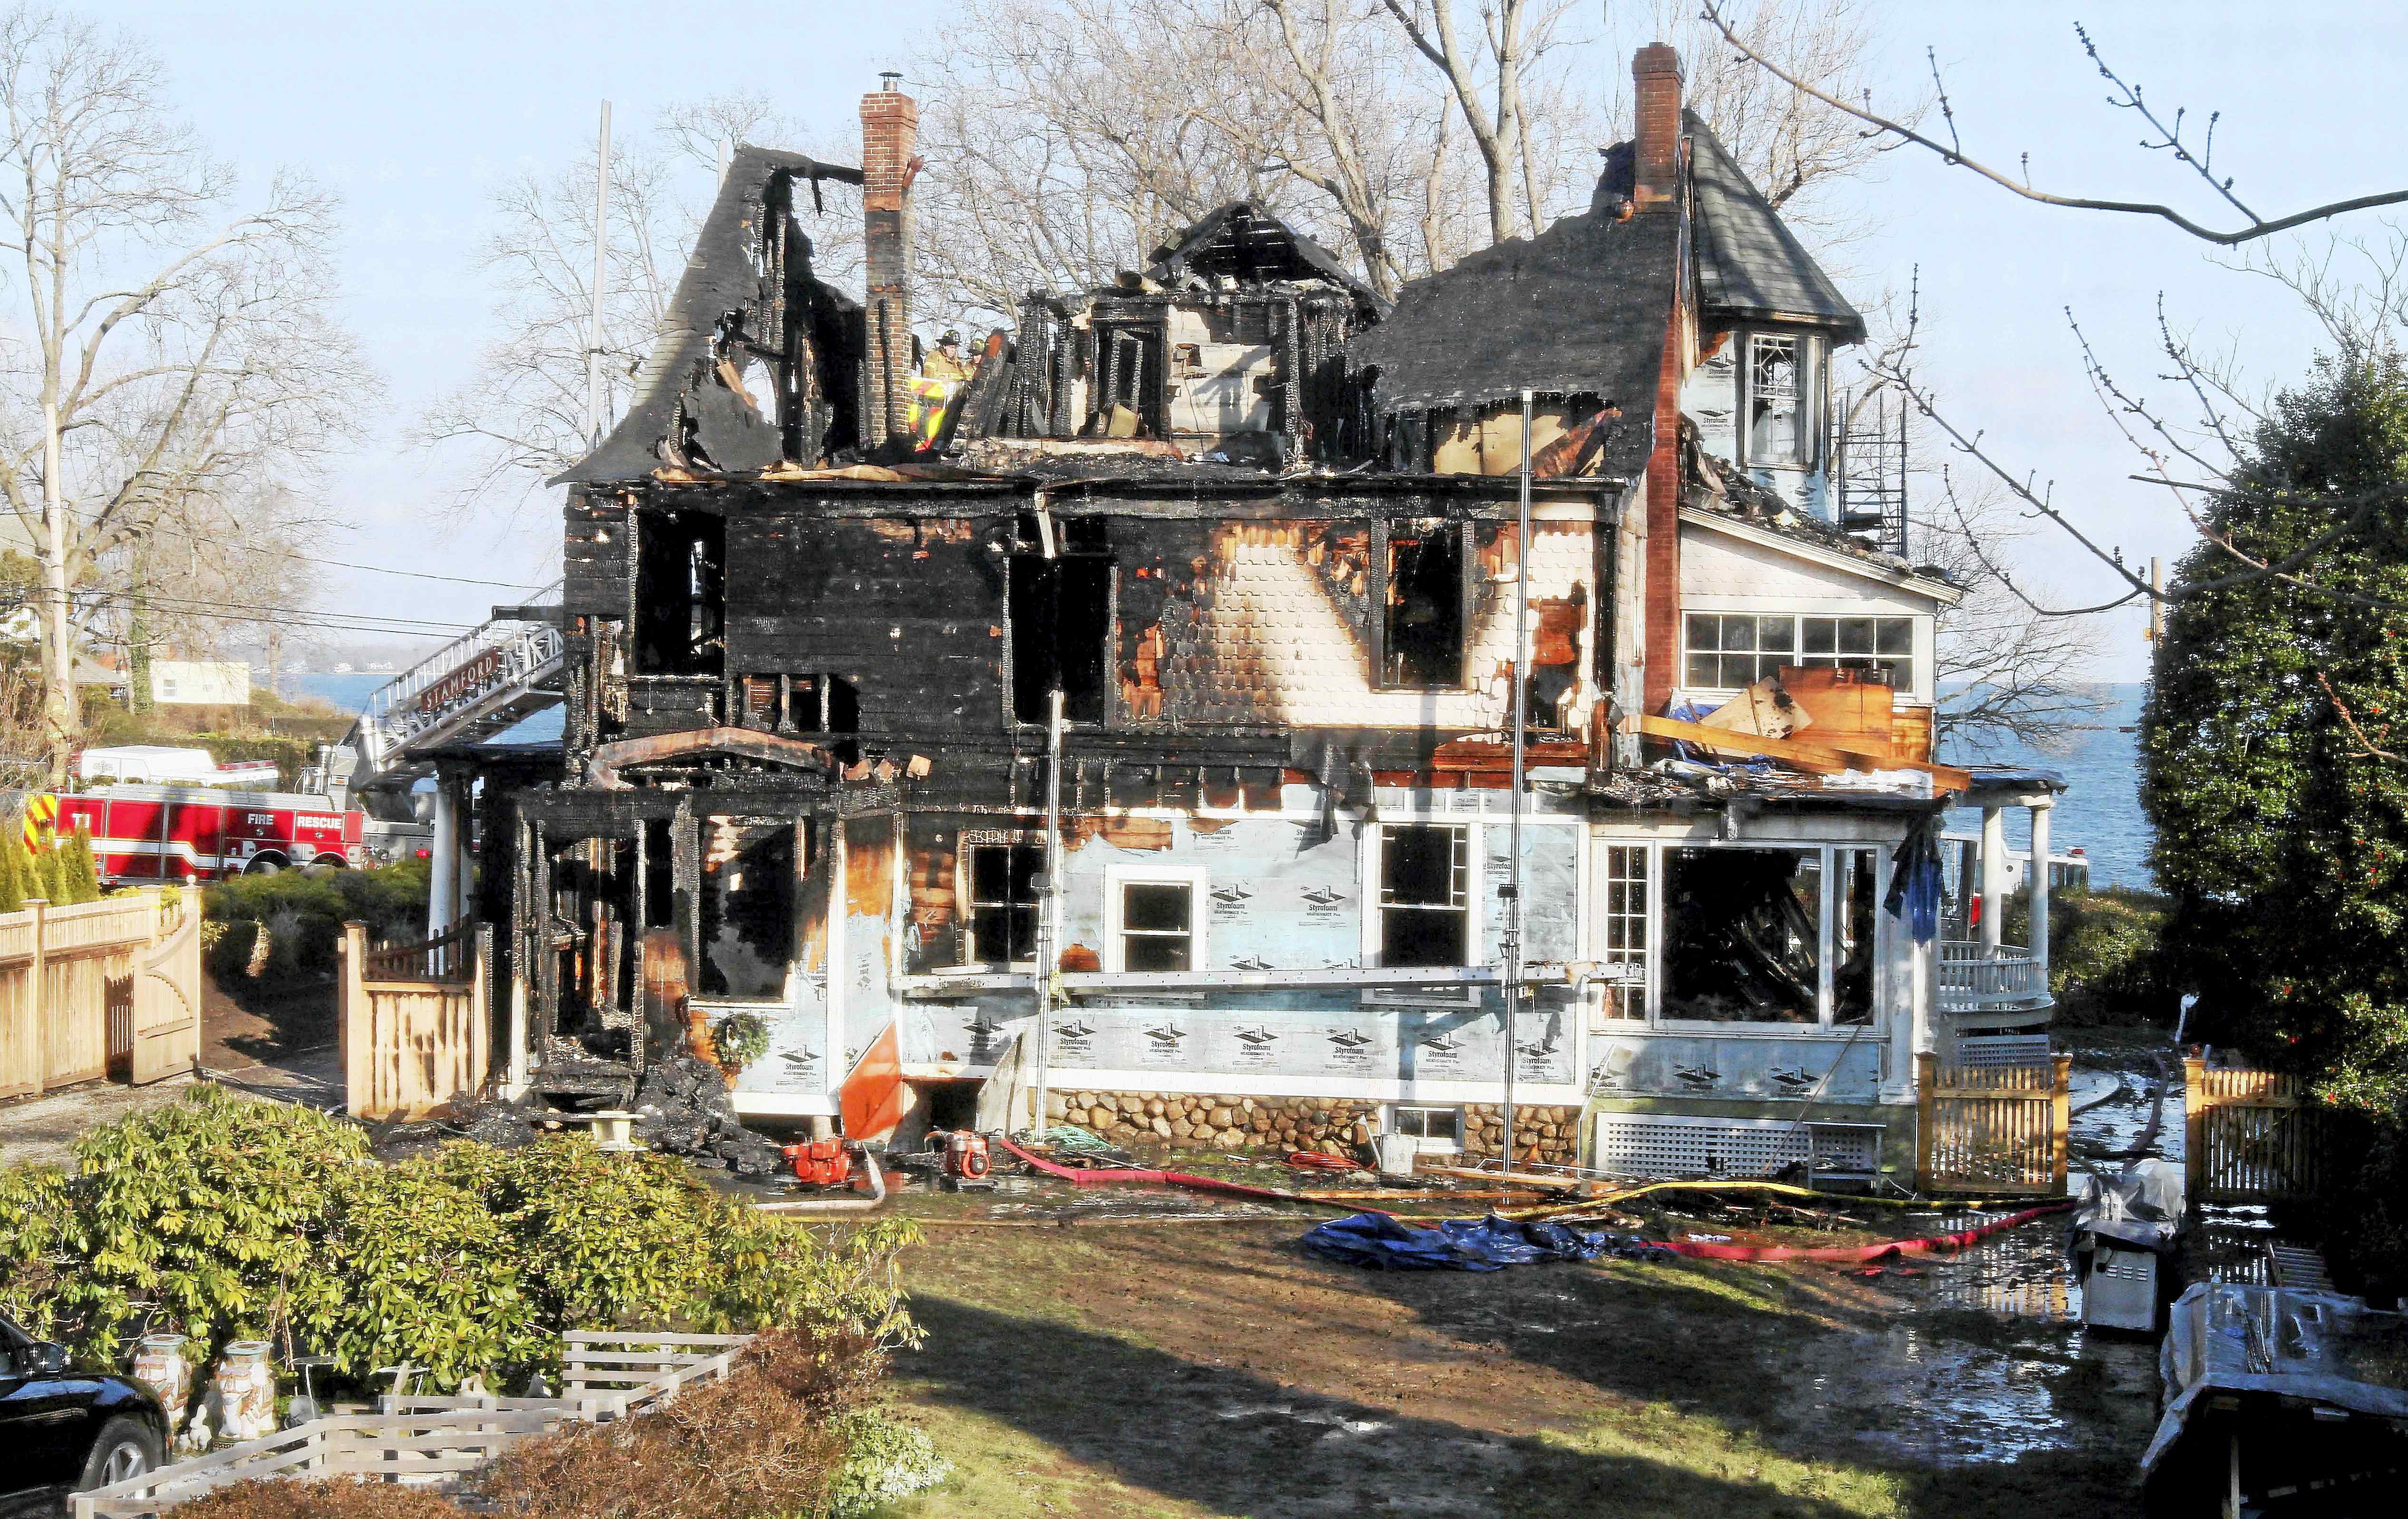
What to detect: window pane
<box><xmin>1385</xmin><ymin>522</ymin><xmax>1465</xmax><ymax>687</ymax></box>
<box><xmin>970</xmin><ymin>845</ymin><xmax>1010</xmax><ymax>907</ymax></box>
<box><xmin>1686</xmin><ymin>653</ymin><xmax>1720</xmax><ymax>687</ymax></box>
<box><xmin>1801</xmin><ymin>618</ymin><xmax>1836</xmax><ymax>654</ymax></box>
<box><xmin>1660</xmin><ymin>847</ymin><xmax>1821</xmax><ymax>1023</ymax></box>
<box><xmin>1122</xmin><ymin>883</ymin><xmax>1191</xmax><ymax>932</ymax></box>
<box><xmin>1837</xmin><ymin>617</ymin><xmax>1876</xmax><ymax>655</ymax></box>
<box><xmin>1758</xmin><ymin>616</ymin><xmax>1796</xmax><ymax>653</ymax></box>
<box><xmin>1395</xmin><ymin>1108</ymin><xmax>1426</xmax><ymax>1138</ymax></box>
<box><xmin>1124</xmin><ymin>934</ymin><xmax>1190</xmax><ymax>972</ymax></box>
<box><xmin>1685</xmin><ymin>613</ymin><xmax>1721</xmax><ymax>652</ymax></box>
<box><xmin>1834</xmin><ymin>849</ymin><xmax>1876</xmax><ymax>1025</ymax></box>
<box><xmin>1721</xmin><ymin>616</ymin><xmax>1756</xmax><ymax>652</ymax></box>
<box><xmin>1721</xmin><ymin>654</ymin><xmax>1760</xmax><ymax>689</ymax></box>
<box><xmin>1748</xmin><ymin>336</ymin><xmax>1804</xmax><ymax>465</ymax></box>
<box><xmin>1382</xmin><ymin>907</ymin><xmax>1468</xmax><ymax>967</ymax></box>
<box><xmin>1382</xmin><ymin>826</ymin><xmax>1462</xmax><ymax>907</ymax></box>
<box><xmin>1876</xmin><ymin>618</ymin><xmax>1913</xmax><ymax>656</ymax></box>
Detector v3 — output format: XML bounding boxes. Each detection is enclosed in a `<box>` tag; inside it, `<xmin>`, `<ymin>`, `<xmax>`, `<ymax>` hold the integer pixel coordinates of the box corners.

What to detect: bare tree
<box><xmin>1375</xmin><ymin>0</ymin><xmax>1588</xmax><ymax>244</ymax></box>
<box><xmin>0</xmin><ymin>5</ymin><xmax>374</xmax><ymax>779</ymax></box>
<box><xmin>420</xmin><ymin>93</ymin><xmax>854</xmax><ymax>508</ymax></box>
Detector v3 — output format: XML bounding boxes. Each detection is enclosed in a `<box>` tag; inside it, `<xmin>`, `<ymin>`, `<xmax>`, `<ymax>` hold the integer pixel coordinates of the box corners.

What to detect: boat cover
<box><xmin>1302</xmin><ymin>1211</ymin><xmax>1669</xmax><ymax>1271</ymax></box>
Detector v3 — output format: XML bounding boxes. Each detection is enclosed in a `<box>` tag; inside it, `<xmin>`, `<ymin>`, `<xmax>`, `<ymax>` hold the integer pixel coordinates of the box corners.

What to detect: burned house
<box><xmin>476</xmin><ymin>49</ymin><xmax>2064</xmax><ymax>1182</ymax></box>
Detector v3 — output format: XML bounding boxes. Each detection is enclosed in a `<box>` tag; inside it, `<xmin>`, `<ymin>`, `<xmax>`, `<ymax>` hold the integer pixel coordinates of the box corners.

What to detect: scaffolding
<box><xmin>1834</xmin><ymin>389</ymin><xmax>1909</xmax><ymax>558</ymax></box>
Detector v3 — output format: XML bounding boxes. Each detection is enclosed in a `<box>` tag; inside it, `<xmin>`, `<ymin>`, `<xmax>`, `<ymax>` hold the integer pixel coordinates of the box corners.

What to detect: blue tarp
<box><xmin>1301</xmin><ymin>1211</ymin><xmax>1673</xmax><ymax>1271</ymax></box>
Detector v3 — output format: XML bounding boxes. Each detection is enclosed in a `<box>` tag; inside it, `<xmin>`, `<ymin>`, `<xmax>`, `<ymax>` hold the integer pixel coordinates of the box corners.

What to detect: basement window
<box><xmin>962</xmin><ymin>836</ymin><xmax>1043</xmax><ymax>966</ymax></box>
<box><xmin>1742</xmin><ymin>332</ymin><xmax>1821</xmax><ymax>469</ymax></box>
<box><xmin>697</xmin><ymin>817</ymin><xmax>797</xmax><ymax>1000</ymax></box>
<box><xmin>1106</xmin><ymin>866</ymin><xmax>1205</xmax><ymax>973</ymax></box>
<box><xmin>1660</xmin><ymin>846</ymin><xmax>1822</xmax><ymax>1024</ymax></box>
<box><xmin>634</xmin><ymin>510</ymin><xmax>725</xmax><ymax>676</ymax></box>
<box><xmin>1009</xmin><ymin>549</ymin><xmax>1112</xmax><ymax>725</ymax></box>
<box><xmin>1390</xmin><ymin>1105</ymin><xmax>1462</xmax><ymax>1153</ymax></box>
<box><xmin>1381</xmin><ymin>521</ymin><xmax>1465</xmax><ymax>689</ymax></box>
<box><xmin>1376</xmin><ymin>823</ymin><xmax>1471</xmax><ymax>967</ymax></box>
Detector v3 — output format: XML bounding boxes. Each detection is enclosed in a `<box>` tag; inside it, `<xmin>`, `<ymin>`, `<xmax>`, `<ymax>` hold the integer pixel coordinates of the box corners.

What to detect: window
<box><xmin>1381</xmin><ymin>520</ymin><xmax>1465</xmax><ymax>688</ymax></box>
<box><xmin>1009</xmin><ymin>551</ymin><xmax>1112</xmax><ymax>725</ymax></box>
<box><xmin>735</xmin><ymin>673</ymin><xmax>858</xmax><ymax>735</ymax></box>
<box><xmin>1682</xmin><ymin>613</ymin><xmax>1915</xmax><ymax>692</ymax></box>
<box><xmin>1597</xmin><ymin>845</ymin><xmax>1648</xmax><ymax>1022</ymax></box>
<box><xmin>1391</xmin><ymin>1105</ymin><xmax>1462</xmax><ymax>1152</ymax></box>
<box><xmin>1106</xmin><ymin>867</ymin><xmax>1205</xmax><ymax>972</ymax></box>
<box><xmin>1833</xmin><ymin>848</ymin><xmax>1877</xmax><ymax>1026</ymax></box>
<box><xmin>1377</xmin><ymin>824</ymin><xmax>1471</xmax><ymax>966</ymax></box>
<box><xmin>962</xmin><ymin>837</ymin><xmax>1043</xmax><ymax>965</ymax></box>
<box><xmin>1743</xmin><ymin>332</ymin><xmax>1820</xmax><ymax>469</ymax></box>
<box><xmin>1660</xmin><ymin>846</ymin><xmax>1822</xmax><ymax>1023</ymax></box>
<box><xmin>634</xmin><ymin>510</ymin><xmax>725</xmax><ymax>676</ymax></box>
<box><xmin>697</xmin><ymin>817</ymin><xmax>797</xmax><ymax>999</ymax></box>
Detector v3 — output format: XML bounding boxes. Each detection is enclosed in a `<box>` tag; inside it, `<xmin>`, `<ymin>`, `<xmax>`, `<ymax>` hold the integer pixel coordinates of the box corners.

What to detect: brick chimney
<box><xmin>1631</xmin><ymin>43</ymin><xmax>1683</xmax><ymax>212</ymax></box>
<box><xmin>861</xmin><ymin>74</ymin><xmax>919</xmax><ymax>449</ymax></box>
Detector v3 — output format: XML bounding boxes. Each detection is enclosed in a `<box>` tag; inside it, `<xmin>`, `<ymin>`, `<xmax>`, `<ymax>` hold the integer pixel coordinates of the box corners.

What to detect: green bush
<box><xmin>2047</xmin><ymin>886</ymin><xmax>2177</xmax><ymax>1023</ymax></box>
<box><xmin>203</xmin><ymin>858</ymin><xmax>431</xmax><ymax>986</ymax></box>
<box><xmin>0</xmin><ymin>1086</ymin><xmax>919</xmax><ymax>1397</ymax></box>
<box><xmin>822</xmin><ymin>1409</ymin><xmax>951</xmax><ymax>1517</ymax></box>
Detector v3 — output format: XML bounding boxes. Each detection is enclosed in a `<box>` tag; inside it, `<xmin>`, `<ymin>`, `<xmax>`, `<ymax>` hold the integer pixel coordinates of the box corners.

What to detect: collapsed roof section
<box><xmin>1144</xmin><ymin>200</ymin><xmax>1388</xmax><ymax>321</ymax></box>
<box><xmin>556</xmin><ymin>145</ymin><xmax>866</xmax><ymax>487</ymax></box>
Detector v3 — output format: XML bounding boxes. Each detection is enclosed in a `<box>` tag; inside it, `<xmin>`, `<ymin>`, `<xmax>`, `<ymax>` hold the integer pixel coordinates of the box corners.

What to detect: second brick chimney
<box><xmin>861</xmin><ymin>74</ymin><xmax>919</xmax><ymax>449</ymax></box>
<box><xmin>1631</xmin><ymin>43</ymin><xmax>1683</xmax><ymax>212</ymax></box>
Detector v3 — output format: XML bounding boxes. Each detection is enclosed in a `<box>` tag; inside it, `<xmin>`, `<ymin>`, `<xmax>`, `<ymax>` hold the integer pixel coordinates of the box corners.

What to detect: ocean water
<box><xmin>1948</xmin><ymin>683</ymin><xmax>2153</xmax><ymax>892</ymax></box>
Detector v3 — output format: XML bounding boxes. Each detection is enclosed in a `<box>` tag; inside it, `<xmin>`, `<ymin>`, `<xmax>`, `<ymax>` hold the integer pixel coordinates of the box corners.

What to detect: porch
<box><xmin>1938</xmin><ymin>770</ymin><xmax>2067</xmax><ymax>1035</ymax></box>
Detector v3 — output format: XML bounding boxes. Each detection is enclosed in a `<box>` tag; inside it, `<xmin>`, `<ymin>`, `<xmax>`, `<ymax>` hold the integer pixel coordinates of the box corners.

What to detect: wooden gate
<box><xmin>340</xmin><ymin>921</ymin><xmax>492</xmax><ymax>1120</ymax></box>
<box><xmin>2185</xmin><ymin>1059</ymin><xmax>2332</xmax><ymax>1204</ymax></box>
<box><xmin>0</xmin><ymin>893</ymin><xmax>196</xmax><ymax>1099</ymax></box>
<box><xmin>132</xmin><ymin>902</ymin><xmax>204</xmax><ymax>1084</ymax></box>
<box><xmin>1915</xmin><ymin>1053</ymin><xmax>2070</xmax><ymax>1196</ymax></box>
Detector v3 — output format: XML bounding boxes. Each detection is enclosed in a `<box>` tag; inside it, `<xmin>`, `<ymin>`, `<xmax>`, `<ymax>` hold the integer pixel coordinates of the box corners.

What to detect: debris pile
<box><xmin>627</xmin><ymin>1053</ymin><xmax>789</xmax><ymax>1180</ymax></box>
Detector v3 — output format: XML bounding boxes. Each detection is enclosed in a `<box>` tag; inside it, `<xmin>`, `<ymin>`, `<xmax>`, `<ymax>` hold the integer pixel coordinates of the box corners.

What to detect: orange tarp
<box><xmin>839</xmin><ymin>1021</ymin><xmax>907</xmax><ymax>1142</ymax></box>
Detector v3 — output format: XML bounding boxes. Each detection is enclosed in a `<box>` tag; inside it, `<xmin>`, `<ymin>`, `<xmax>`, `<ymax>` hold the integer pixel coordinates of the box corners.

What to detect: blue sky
<box><xmin>106</xmin><ymin>1</ymin><xmax>2407</xmax><ymax>680</ymax></box>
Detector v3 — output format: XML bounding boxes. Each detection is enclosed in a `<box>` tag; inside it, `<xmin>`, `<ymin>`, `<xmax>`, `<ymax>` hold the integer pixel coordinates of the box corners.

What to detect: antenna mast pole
<box><xmin>586</xmin><ymin>101</ymin><xmax>613</xmax><ymax>447</ymax></box>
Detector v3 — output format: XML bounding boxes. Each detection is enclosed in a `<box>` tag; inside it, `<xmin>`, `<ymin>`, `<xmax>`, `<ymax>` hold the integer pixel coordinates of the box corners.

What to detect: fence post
<box><xmin>471</xmin><ymin>924</ymin><xmax>493</xmax><ymax>1094</ymax></box>
<box><xmin>340</xmin><ymin>921</ymin><xmax>369</xmax><ymax>1119</ymax></box>
<box><xmin>26</xmin><ymin>898</ymin><xmax>45</xmax><ymax>1095</ymax></box>
<box><xmin>2050</xmin><ymin>1052</ymin><xmax>2072</xmax><ymax>1196</ymax></box>
<box><xmin>2184</xmin><ymin>1055</ymin><xmax>2208</xmax><ymax>1205</ymax></box>
<box><xmin>1914</xmin><ymin>1051</ymin><xmax>1936</xmax><ymax>1193</ymax></box>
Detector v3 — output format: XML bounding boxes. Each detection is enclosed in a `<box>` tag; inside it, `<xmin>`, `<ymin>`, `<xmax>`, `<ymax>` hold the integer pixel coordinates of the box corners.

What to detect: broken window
<box><xmin>1390</xmin><ymin>1105</ymin><xmax>1462</xmax><ymax>1151</ymax></box>
<box><xmin>1009</xmin><ymin>550</ymin><xmax>1112</xmax><ymax>725</ymax></box>
<box><xmin>1378</xmin><ymin>824</ymin><xmax>1470</xmax><ymax>967</ymax></box>
<box><xmin>697</xmin><ymin>817</ymin><xmax>797</xmax><ymax>999</ymax></box>
<box><xmin>643</xmin><ymin>817</ymin><xmax>674</xmax><ymax>929</ymax></box>
<box><xmin>634</xmin><ymin>511</ymin><xmax>725</xmax><ymax>676</ymax></box>
<box><xmin>963</xmin><ymin>837</ymin><xmax>1043</xmax><ymax>965</ymax></box>
<box><xmin>1598</xmin><ymin>844</ymin><xmax>1649</xmax><ymax>1021</ymax></box>
<box><xmin>545</xmin><ymin>834</ymin><xmax>639</xmax><ymax>1057</ymax></box>
<box><xmin>1111</xmin><ymin>875</ymin><xmax>1200</xmax><ymax>972</ymax></box>
<box><xmin>1660</xmin><ymin>846</ymin><xmax>1822</xmax><ymax>1023</ymax></box>
<box><xmin>735</xmin><ymin>673</ymin><xmax>859</xmax><ymax>734</ymax></box>
<box><xmin>1833</xmin><ymin>848</ymin><xmax>1877</xmax><ymax>1025</ymax></box>
<box><xmin>1743</xmin><ymin>333</ymin><xmax>1820</xmax><ymax>468</ymax></box>
<box><xmin>1382</xmin><ymin>520</ymin><xmax>1465</xmax><ymax>688</ymax></box>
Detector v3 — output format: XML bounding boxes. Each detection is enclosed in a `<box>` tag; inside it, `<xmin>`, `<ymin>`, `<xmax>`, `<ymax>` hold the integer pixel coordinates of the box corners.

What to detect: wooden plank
<box><xmin>1625</xmin><ymin>714</ymin><xmax>1973</xmax><ymax>790</ymax></box>
<box><xmin>562</xmin><ymin>1330</ymin><xmax>750</xmax><ymax>1345</ymax></box>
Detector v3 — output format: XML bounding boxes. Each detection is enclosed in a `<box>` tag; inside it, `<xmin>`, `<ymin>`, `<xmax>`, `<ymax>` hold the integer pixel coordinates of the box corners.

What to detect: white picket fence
<box><xmin>70</xmin><ymin>1331</ymin><xmax>752</xmax><ymax>1519</ymax></box>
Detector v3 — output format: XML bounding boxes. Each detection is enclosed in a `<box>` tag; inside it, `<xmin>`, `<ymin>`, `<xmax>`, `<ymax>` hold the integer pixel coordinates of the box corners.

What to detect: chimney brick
<box><xmin>1632</xmin><ymin>43</ymin><xmax>1683</xmax><ymax>212</ymax></box>
<box><xmin>861</xmin><ymin>78</ymin><xmax>919</xmax><ymax>448</ymax></box>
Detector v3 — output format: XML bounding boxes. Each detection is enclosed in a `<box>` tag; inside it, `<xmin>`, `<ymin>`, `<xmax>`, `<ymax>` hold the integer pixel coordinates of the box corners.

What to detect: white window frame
<box><xmin>1591</xmin><ymin>837</ymin><xmax>1887</xmax><ymax>1034</ymax></box>
<box><xmin>1388</xmin><ymin>1103</ymin><xmax>1464</xmax><ymax>1154</ymax></box>
<box><xmin>1361</xmin><ymin>819</ymin><xmax>1483</xmax><ymax>1006</ymax></box>
<box><xmin>1679</xmin><ymin>611</ymin><xmax>1918</xmax><ymax>698</ymax></box>
<box><xmin>1102</xmin><ymin>863</ymin><xmax>1208</xmax><ymax>974</ymax></box>
<box><xmin>1739</xmin><ymin>330</ymin><xmax>1823</xmax><ymax>471</ymax></box>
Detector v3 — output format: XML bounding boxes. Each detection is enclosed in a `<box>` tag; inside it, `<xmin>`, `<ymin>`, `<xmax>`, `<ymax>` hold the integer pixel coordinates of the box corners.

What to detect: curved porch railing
<box><xmin>1937</xmin><ymin>939</ymin><xmax>2051</xmax><ymax>1013</ymax></box>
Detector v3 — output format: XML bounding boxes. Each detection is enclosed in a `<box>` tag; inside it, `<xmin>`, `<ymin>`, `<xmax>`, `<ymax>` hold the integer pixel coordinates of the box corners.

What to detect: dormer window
<box><xmin>1741</xmin><ymin>332</ymin><xmax>1823</xmax><ymax>470</ymax></box>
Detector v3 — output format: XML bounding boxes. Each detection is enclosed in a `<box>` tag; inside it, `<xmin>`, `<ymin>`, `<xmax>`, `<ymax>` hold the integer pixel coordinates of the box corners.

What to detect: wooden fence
<box><xmin>339</xmin><ymin>920</ymin><xmax>491</xmax><ymax>1121</ymax></box>
<box><xmin>1915</xmin><ymin>1053</ymin><xmax>2071</xmax><ymax>1196</ymax></box>
<box><xmin>0</xmin><ymin>892</ymin><xmax>200</xmax><ymax>1100</ymax></box>
<box><xmin>2185</xmin><ymin>1058</ymin><xmax>2333</xmax><ymax>1205</ymax></box>
<box><xmin>71</xmin><ymin>1333</ymin><xmax>752</xmax><ymax>1519</ymax></box>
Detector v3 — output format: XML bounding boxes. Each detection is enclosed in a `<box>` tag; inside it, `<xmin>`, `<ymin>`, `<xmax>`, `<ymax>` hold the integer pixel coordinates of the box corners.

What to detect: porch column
<box><xmin>1979</xmin><ymin>805</ymin><xmax>2007</xmax><ymax>950</ymax></box>
<box><xmin>2028</xmin><ymin>800</ymin><xmax>2052</xmax><ymax>977</ymax></box>
<box><xmin>428</xmin><ymin>779</ymin><xmax>458</xmax><ymax>938</ymax></box>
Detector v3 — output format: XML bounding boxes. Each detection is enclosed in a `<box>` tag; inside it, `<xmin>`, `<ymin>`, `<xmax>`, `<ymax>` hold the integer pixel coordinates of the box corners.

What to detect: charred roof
<box><xmin>1143</xmin><ymin>201</ymin><xmax>1387</xmax><ymax>318</ymax></box>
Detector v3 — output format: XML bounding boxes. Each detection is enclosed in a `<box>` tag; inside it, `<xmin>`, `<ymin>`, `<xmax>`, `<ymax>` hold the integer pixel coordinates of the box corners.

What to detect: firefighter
<box><xmin>921</xmin><ymin>330</ymin><xmax>973</xmax><ymax>382</ymax></box>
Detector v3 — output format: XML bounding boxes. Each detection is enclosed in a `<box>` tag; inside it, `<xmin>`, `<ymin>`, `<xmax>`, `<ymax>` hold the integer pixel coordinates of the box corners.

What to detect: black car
<box><xmin>0</xmin><ymin>1315</ymin><xmax>168</xmax><ymax>1516</ymax></box>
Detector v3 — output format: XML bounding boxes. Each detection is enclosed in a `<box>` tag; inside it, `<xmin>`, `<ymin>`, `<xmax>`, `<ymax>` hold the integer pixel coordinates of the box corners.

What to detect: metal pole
<box><xmin>1034</xmin><ymin>687</ymin><xmax>1064</xmax><ymax>1138</ymax></box>
<box><xmin>1502</xmin><ymin>389</ymin><xmax>1532</xmax><ymax>1173</ymax></box>
<box><xmin>586</xmin><ymin>100</ymin><xmax>613</xmax><ymax>448</ymax></box>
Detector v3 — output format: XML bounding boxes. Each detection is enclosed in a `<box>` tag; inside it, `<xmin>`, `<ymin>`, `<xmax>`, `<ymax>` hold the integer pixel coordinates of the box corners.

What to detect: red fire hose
<box><xmin>1658</xmin><ymin>1201</ymin><xmax>2075</xmax><ymax>1263</ymax></box>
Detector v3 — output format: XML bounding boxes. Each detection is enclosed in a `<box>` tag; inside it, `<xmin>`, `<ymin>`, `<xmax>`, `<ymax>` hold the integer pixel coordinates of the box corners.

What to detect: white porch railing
<box><xmin>1937</xmin><ymin>939</ymin><xmax>2051</xmax><ymax>1014</ymax></box>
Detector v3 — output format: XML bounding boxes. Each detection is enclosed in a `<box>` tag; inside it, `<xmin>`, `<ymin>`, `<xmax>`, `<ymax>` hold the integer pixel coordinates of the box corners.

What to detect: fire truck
<box><xmin>42</xmin><ymin>784</ymin><xmax>377</xmax><ymax>883</ymax></box>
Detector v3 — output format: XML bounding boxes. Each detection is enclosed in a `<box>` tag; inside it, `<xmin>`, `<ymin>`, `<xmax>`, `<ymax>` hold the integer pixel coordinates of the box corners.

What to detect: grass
<box><xmin>864</xmin><ymin>1191</ymin><xmax>2151</xmax><ymax>1519</ymax></box>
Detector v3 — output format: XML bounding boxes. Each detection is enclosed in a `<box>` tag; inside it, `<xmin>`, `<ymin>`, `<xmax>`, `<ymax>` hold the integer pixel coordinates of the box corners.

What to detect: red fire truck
<box><xmin>45</xmin><ymin>785</ymin><xmax>374</xmax><ymax>883</ymax></box>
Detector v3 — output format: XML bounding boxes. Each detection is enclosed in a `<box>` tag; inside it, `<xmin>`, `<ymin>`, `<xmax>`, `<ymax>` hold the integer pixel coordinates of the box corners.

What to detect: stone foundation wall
<box><xmin>1045</xmin><ymin>1089</ymin><xmax>1582</xmax><ymax>1166</ymax></box>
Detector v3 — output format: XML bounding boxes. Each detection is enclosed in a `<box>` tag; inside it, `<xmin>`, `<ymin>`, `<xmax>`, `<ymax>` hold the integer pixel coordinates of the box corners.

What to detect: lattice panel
<box><xmin>1591</xmin><ymin>1115</ymin><xmax>1812</xmax><ymax>1179</ymax></box>
<box><xmin>1808</xmin><ymin>1125</ymin><xmax>1881</xmax><ymax>1176</ymax></box>
<box><xmin>1957</xmin><ymin>1035</ymin><xmax>2052</xmax><ymax>1067</ymax></box>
